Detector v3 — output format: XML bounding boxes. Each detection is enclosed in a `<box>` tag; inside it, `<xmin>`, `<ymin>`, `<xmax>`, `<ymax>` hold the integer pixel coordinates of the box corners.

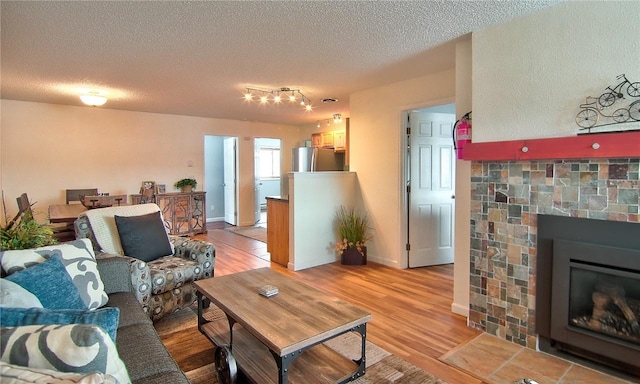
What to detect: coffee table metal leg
<box><xmin>270</xmin><ymin>350</ymin><xmax>294</xmax><ymax>384</ymax></box>
<box><xmin>348</xmin><ymin>323</ymin><xmax>367</xmax><ymax>382</ymax></box>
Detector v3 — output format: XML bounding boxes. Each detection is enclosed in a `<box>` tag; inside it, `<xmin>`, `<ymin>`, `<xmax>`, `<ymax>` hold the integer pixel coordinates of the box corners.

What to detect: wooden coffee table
<box><xmin>195</xmin><ymin>268</ymin><xmax>372</xmax><ymax>384</ymax></box>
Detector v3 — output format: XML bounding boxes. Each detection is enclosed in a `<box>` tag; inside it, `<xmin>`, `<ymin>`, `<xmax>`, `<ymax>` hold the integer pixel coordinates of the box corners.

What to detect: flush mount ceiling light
<box><xmin>316</xmin><ymin>113</ymin><xmax>343</xmax><ymax>128</ymax></box>
<box><xmin>243</xmin><ymin>87</ymin><xmax>312</xmax><ymax>111</ymax></box>
<box><xmin>79</xmin><ymin>91</ymin><xmax>108</xmax><ymax>106</ymax></box>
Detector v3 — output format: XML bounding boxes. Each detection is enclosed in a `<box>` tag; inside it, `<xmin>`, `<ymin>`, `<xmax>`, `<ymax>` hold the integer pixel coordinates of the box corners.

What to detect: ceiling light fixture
<box><xmin>244</xmin><ymin>87</ymin><xmax>312</xmax><ymax>111</ymax></box>
<box><xmin>79</xmin><ymin>92</ymin><xmax>108</xmax><ymax>106</ymax></box>
<box><xmin>316</xmin><ymin>113</ymin><xmax>344</xmax><ymax>128</ymax></box>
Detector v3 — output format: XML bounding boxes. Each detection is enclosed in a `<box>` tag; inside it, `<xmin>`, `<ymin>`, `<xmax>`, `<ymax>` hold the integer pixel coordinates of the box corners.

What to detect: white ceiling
<box><xmin>0</xmin><ymin>1</ymin><xmax>561</xmax><ymax>126</ymax></box>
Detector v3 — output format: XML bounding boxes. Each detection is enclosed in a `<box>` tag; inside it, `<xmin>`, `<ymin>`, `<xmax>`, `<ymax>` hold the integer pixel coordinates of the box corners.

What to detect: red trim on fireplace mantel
<box><xmin>463</xmin><ymin>131</ymin><xmax>640</xmax><ymax>161</ymax></box>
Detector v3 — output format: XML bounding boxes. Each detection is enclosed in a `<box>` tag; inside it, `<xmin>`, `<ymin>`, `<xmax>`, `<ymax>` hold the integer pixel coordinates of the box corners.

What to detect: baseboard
<box><xmin>450</xmin><ymin>302</ymin><xmax>469</xmax><ymax>318</ymax></box>
<box><xmin>206</xmin><ymin>217</ymin><xmax>225</xmax><ymax>223</ymax></box>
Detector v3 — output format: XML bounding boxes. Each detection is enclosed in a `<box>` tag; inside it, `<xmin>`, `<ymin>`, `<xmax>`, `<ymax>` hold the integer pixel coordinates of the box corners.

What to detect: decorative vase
<box><xmin>341</xmin><ymin>245</ymin><xmax>367</xmax><ymax>265</ymax></box>
<box><xmin>181</xmin><ymin>185</ymin><xmax>193</xmax><ymax>193</ymax></box>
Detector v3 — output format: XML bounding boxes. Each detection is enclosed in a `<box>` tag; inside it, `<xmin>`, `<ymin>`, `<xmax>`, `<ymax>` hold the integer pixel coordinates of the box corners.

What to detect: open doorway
<box><xmin>402</xmin><ymin>104</ymin><xmax>456</xmax><ymax>268</ymax></box>
<box><xmin>204</xmin><ymin>135</ymin><xmax>238</xmax><ymax>225</ymax></box>
<box><xmin>254</xmin><ymin>138</ymin><xmax>282</xmax><ymax>227</ymax></box>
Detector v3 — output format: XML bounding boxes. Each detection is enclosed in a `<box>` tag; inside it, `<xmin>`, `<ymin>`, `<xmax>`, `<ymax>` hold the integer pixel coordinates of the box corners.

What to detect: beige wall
<box><xmin>473</xmin><ymin>1</ymin><xmax>640</xmax><ymax>142</ymax></box>
<box><xmin>0</xmin><ymin>100</ymin><xmax>301</xmax><ymax>224</ymax></box>
<box><xmin>452</xmin><ymin>38</ymin><xmax>472</xmax><ymax>317</ymax></box>
<box><xmin>350</xmin><ymin>69</ymin><xmax>455</xmax><ymax>268</ymax></box>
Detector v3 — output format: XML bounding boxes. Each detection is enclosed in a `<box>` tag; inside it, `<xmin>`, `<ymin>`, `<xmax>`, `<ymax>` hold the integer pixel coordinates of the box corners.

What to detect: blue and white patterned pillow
<box><xmin>0</xmin><ymin>324</ymin><xmax>130</xmax><ymax>384</ymax></box>
<box><xmin>0</xmin><ymin>239</ymin><xmax>108</xmax><ymax>310</ymax></box>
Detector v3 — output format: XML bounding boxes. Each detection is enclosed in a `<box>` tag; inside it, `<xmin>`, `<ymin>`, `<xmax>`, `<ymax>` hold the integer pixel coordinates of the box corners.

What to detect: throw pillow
<box><xmin>114</xmin><ymin>211</ymin><xmax>173</xmax><ymax>262</ymax></box>
<box><xmin>0</xmin><ymin>239</ymin><xmax>108</xmax><ymax>310</ymax></box>
<box><xmin>0</xmin><ymin>361</ymin><xmax>118</xmax><ymax>384</ymax></box>
<box><xmin>0</xmin><ymin>307</ymin><xmax>119</xmax><ymax>342</ymax></box>
<box><xmin>5</xmin><ymin>255</ymin><xmax>87</xmax><ymax>310</ymax></box>
<box><xmin>0</xmin><ymin>279</ymin><xmax>43</xmax><ymax>308</ymax></box>
<box><xmin>0</xmin><ymin>324</ymin><xmax>130</xmax><ymax>384</ymax></box>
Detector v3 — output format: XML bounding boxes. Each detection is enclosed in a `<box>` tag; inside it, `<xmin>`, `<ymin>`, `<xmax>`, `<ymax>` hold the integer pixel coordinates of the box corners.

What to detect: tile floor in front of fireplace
<box><xmin>440</xmin><ymin>333</ymin><xmax>636</xmax><ymax>384</ymax></box>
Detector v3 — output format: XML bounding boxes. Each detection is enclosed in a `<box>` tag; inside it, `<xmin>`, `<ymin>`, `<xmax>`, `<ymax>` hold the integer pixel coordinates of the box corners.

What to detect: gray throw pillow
<box><xmin>114</xmin><ymin>211</ymin><xmax>173</xmax><ymax>262</ymax></box>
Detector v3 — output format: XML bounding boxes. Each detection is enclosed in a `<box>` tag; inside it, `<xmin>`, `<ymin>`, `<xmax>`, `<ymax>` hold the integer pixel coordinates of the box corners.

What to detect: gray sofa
<box><xmin>97</xmin><ymin>255</ymin><xmax>190</xmax><ymax>384</ymax></box>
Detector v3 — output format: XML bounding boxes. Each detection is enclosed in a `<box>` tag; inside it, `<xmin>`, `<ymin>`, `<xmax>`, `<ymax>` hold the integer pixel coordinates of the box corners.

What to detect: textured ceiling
<box><xmin>1</xmin><ymin>1</ymin><xmax>561</xmax><ymax>126</ymax></box>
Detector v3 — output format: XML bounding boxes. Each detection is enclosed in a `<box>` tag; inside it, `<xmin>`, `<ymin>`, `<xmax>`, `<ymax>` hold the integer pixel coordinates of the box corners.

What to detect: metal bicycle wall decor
<box><xmin>575</xmin><ymin>74</ymin><xmax>640</xmax><ymax>133</ymax></box>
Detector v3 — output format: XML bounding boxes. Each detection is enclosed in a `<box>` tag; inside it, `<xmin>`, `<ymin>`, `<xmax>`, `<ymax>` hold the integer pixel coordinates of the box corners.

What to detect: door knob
<box><xmin>451</xmin><ymin>195</ymin><xmax>455</xmax><ymax>199</ymax></box>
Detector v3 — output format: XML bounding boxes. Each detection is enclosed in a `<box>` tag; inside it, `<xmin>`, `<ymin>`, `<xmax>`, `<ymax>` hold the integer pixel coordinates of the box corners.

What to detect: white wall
<box><xmin>473</xmin><ymin>1</ymin><xmax>640</xmax><ymax>142</ymax></box>
<box><xmin>350</xmin><ymin>69</ymin><xmax>456</xmax><ymax>268</ymax></box>
<box><xmin>0</xmin><ymin>100</ymin><xmax>301</xmax><ymax>224</ymax></box>
<box><xmin>288</xmin><ymin>171</ymin><xmax>358</xmax><ymax>271</ymax></box>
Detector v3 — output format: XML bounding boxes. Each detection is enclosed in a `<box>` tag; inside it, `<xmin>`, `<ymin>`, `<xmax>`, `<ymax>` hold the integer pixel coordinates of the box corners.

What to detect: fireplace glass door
<box><xmin>550</xmin><ymin>239</ymin><xmax>640</xmax><ymax>373</ymax></box>
<box><xmin>569</xmin><ymin>263</ymin><xmax>640</xmax><ymax>345</ymax></box>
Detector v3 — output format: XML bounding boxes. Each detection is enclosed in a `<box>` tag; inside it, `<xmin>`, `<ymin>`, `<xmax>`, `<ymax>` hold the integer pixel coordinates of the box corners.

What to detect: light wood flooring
<box><xmin>161</xmin><ymin>221</ymin><xmax>483</xmax><ymax>384</ymax></box>
<box><xmin>160</xmin><ymin>222</ymin><xmax>639</xmax><ymax>384</ymax></box>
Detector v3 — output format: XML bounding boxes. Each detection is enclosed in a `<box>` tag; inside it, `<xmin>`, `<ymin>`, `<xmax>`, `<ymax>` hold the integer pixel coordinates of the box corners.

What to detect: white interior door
<box><xmin>408</xmin><ymin>111</ymin><xmax>456</xmax><ymax>267</ymax></box>
<box><xmin>223</xmin><ymin>137</ymin><xmax>237</xmax><ymax>225</ymax></box>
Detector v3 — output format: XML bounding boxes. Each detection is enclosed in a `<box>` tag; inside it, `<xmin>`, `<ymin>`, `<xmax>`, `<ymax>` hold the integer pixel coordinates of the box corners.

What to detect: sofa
<box><xmin>0</xmin><ymin>238</ymin><xmax>192</xmax><ymax>384</ymax></box>
<box><xmin>74</xmin><ymin>203</ymin><xmax>215</xmax><ymax>321</ymax></box>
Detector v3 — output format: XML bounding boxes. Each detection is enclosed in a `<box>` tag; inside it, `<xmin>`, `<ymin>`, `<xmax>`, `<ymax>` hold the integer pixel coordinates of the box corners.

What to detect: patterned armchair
<box><xmin>74</xmin><ymin>204</ymin><xmax>214</xmax><ymax>321</ymax></box>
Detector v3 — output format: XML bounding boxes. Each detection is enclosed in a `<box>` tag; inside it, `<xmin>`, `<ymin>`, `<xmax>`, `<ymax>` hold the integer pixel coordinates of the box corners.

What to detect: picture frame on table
<box><xmin>157</xmin><ymin>184</ymin><xmax>166</xmax><ymax>194</ymax></box>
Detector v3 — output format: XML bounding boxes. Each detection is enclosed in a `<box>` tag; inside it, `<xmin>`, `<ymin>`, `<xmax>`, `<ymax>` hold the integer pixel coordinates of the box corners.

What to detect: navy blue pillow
<box><xmin>0</xmin><ymin>306</ymin><xmax>120</xmax><ymax>341</ymax></box>
<box><xmin>115</xmin><ymin>211</ymin><xmax>173</xmax><ymax>262</ymax></box>
<box><xmin>5</xmin><ymin>254</ymin><xmax>87</xmax><ymax>310</ymax></box>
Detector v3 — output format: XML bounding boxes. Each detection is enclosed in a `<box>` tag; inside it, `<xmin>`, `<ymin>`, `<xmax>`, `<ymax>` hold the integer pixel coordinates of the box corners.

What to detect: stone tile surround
<box><xmin>467</xmin><ymin>158</ymin><xmax>639</xmax><ymax>349</ymax></box>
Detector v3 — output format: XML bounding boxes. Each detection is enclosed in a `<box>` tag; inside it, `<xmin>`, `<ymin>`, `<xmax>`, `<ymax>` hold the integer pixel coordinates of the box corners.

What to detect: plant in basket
<box><xmin>333</xmin><ymin>205</ymin><xmax>372</xmax><ymax>265</ymax></box>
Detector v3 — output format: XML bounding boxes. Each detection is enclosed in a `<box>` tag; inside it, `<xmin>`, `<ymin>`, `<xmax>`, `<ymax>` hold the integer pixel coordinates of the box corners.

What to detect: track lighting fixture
<box><xmin>316</xmin><ymin>113</ymin><xmax>344</xmax><ymax>128</ymax></box>
<box><xmin>243</xmin><ymin>87</ymin><xmax>312</xmax><ymax>111</ymax></box>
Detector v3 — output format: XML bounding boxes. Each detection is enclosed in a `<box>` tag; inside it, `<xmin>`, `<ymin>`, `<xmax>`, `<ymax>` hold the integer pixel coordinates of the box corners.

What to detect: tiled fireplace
<box><xmin>467</xmin><ymin>158</ymin><xmax>639</xmax><ymax>373</ymax></box>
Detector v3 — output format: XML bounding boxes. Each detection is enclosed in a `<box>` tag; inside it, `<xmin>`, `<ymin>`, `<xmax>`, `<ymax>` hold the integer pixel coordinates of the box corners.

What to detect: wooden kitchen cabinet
<box><xmin>266</xmin><ymin>196</ymin><xmax>289</xmax><ymax>267</ymax></box>
<box><xmin>131</xmin><ymin>191</ymin><xmax>206</xmax><ymax>236</ymax></box>
<box><xmin>321</xmin><ymin>131</ymin><xmax>334</xmax><ymax>148</ymax></box>
<box><xmin>311</xmin><ymin>133</ymin><xmax>322</xmax><ymax>147</ymax></box>
<box><xmin>333</xmin><ymin>130</ymin><xmax>346</xmax><ymax>152</ymax></box>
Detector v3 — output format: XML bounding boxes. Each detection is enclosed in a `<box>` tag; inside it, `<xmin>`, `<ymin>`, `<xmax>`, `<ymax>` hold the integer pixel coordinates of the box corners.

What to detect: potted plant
<box><xmin>1</xmin><ymin>200</ymin><xmax>56</xmax><ymax>251</ymax></box>
<box><xmin>174</xmin><ymin>178</ymin><xmax>197</xmax><ymax>193</ymax></box>
<box><xmin>333</xmin><ymin>205</ymin><xmax>372</xmax><ymax>265</ymax></box>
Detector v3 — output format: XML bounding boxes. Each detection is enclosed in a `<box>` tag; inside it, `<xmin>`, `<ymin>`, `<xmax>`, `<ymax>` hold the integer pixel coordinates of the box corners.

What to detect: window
<box><xmin>259</xmin><ymin>148</ymin><xmax>280</xmax><ymax>178</ymax></box>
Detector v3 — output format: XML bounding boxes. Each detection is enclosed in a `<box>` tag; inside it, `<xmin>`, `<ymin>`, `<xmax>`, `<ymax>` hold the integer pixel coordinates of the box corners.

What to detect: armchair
<box><xmin>74</xmin><ymin>203</ymin><xmax>214</xmax><ymax>321</ymax></box>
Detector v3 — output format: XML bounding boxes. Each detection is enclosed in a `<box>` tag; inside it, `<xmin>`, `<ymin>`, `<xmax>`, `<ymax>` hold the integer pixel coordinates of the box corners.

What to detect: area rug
<box><xmin>224</xmin><ymin>226</ymin><xmax>267</xmax><ymax>243</ymax></box>
<box><xmin>156</xmin><ymin>305</ymin><xmax>447</xmax><ymax>384</ymax></box>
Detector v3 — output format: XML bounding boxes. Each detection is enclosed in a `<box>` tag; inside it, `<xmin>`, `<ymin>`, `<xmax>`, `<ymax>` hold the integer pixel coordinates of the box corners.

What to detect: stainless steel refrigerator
<box><xmin>292</xmin><ymin>147</ymin><xmax>345</xmax><ymax>172</ymax></box>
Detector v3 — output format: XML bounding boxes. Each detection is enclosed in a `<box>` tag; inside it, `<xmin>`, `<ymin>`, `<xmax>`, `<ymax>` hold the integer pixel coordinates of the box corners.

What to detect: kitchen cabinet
<box><xmin>333</xmin><ymin>130</ymin><xmax>346</xmax><ymax>152</ymax></box>
<box><xmin>131</xmin><ymin>191</ymin><xmax>206</xmax><ymax>236</ymax></box>
<box><xmin>266</xmin><ymin>196</ymin><xmax>288</xmax><ymax>267</ymax></box>
<box><xmin>321</xmin><ymin>131</ymin><xmax>334</xmax><ymax>148</ymax></box>
<box><xmin>311</xmin><ymin>133</ymin><xmax>322</xmax><ymax>147</ymax></box>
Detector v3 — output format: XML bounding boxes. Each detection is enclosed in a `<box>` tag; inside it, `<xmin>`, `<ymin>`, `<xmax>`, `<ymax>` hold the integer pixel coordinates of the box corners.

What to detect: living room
<box><xmin>1</xmin><ymin>1</ymin><xmax>639</xmax><ymax>382</ymax></box>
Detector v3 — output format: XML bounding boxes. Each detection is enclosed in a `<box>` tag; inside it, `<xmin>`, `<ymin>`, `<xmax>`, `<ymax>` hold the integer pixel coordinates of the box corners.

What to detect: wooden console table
<box><xmin>131</xmin><ymin>191</ymin><xmax>206</xmax><ymax>236</ymax></box>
